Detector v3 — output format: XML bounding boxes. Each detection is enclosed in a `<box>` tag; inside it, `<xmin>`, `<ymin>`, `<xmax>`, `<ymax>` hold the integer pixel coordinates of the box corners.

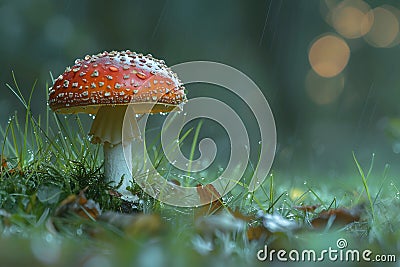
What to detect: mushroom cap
<box><xmin>48</xmin><ymin>50</ymin><xmax>187</xmax><ymax>114</ymax></box>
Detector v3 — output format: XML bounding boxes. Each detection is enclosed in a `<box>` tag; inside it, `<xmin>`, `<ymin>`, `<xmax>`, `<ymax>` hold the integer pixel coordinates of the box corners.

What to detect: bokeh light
<box><xmin>331</xmin><ymin>0</ymin><xmax>373</xmax><ymax>39</ymax></box>
<box><xmin>305</xmin><ymin>69</ymin><xmax>345</xmax><ymax>105</ymax></box>
<box><xmin>363</xmin><ymin>6</ymin><xmax>400</xmax><ymax>48</ymax></box>
<box><xmin>378</xmin><ymin>5</ymin><xmax>400</xmax><ymax>48</ymax></box>
<box><xmin>308</xmin><ymin>34</ymin><xmax>350</xmax><ymax>78</ymax></box>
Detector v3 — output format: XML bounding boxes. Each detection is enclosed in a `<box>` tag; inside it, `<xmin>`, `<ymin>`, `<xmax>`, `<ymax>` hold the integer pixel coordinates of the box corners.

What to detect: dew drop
<box><xmin>45</xmin><ymin>233</ymin><xmax>54</xmax><ymax>243</ymax></box>
<box><xmin>76</xmin><ymin>228</ymin><xmax>83</xmax><ymax>236</ymax></box>
<box><xmin>136</xmin><ymin>72</ymin><xmax>146</xmax><ymax>79</ymax></box>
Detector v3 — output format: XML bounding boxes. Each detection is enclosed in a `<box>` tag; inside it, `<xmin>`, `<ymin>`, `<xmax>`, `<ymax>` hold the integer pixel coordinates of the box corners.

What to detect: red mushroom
<box><xmin>49</xmin><ymin>50</ymin><xmax>186</xmax><ymax>200</ymax></box>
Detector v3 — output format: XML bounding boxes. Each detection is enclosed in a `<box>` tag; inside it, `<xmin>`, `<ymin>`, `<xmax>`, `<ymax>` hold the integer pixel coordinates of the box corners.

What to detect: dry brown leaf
<box><xmin>195</xmin><ymin>184</ymin><xmax>273</xmax><ymax>242</ymax></box>
<box><xmin>293</xmin><ymin>204</ymin><xmax>320</xmax><ymax>212</ymax></box>
<box><xmin>247</xmin><ymin>225</ymin><xmax>271</xmax><ymax>241</ymax></box>
<box><xmin>230</xmin><ymin>208</ymin><xmax>255</xmax><ymax>222</ymax></box>
<box><xmin>0</xmin><ymin>157</ymin><xmax>23</xmax><ymax>176</ymax></box>
<box><xmin>196</xmin><ymin>184</ymin><xmax>224</xmax><ymax>216</ymax></box>
<box><xmin>1</xmin><ymin>157</ymin><xmax>7</xmax><ymax>170</ymax></box>
<box><xmin>0</xmin><ymin>158</ymin><xmax>7</xmax><ymax>176</ymax></box>
<box><xmin>169</xmin><ymin>179</ymin><xmax>181</xmax><ymax>186</ymax></box>
<box><xmin>55</xmin><ymin>189</ymin><xmax>101</xmax><ymax>220</ymax></box>
<box><xmin>311</xmin><ymin>205</ymin><xmax>363</xmax><ymax>229</ymax></box>
<box><xmin>231</xmin><ymin>208</ymin><xmax>267</xmax><ymax>241</ymax></box>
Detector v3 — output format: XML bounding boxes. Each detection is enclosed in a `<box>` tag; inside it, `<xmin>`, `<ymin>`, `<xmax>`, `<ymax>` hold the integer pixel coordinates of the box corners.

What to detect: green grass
<box><xmin>0</xmin><ymin>80</ymin><xmax>399</xmax><ymax>267</ymax></box>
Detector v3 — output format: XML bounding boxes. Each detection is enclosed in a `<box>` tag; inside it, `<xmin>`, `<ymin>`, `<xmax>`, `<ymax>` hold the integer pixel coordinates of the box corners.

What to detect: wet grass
<box><xmin>0</xmin><ymin>80</ymin><xmax>399</xmax><ymax>266</ymax></box>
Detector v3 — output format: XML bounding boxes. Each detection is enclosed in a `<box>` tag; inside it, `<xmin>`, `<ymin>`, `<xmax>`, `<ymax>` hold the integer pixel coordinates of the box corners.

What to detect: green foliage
<box><xmin>0</xmin><ymin>78</ymin><xmax>124</xmax><ymax>218</ymax></box>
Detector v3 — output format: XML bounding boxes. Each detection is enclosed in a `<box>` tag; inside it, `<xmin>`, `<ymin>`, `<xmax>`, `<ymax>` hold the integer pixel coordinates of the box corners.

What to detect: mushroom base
<box><xmin>104</xmin><ymin>142</ymin><xmax>138</xmax><ymax>202</ymax></box>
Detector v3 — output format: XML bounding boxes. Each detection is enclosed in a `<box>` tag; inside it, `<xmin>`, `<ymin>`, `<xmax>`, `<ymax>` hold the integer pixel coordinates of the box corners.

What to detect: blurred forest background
<box><xmin>1</xmin><ymin>0</ymin><xmax>400</xmax><ymax>182</ymax></box>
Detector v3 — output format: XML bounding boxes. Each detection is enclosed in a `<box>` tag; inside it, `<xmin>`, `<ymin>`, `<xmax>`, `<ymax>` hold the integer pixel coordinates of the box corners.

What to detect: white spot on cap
<box><xmin>91</xmin><ymin>70</ymin><xmax>99</xmax><ymax>77</ymax></box>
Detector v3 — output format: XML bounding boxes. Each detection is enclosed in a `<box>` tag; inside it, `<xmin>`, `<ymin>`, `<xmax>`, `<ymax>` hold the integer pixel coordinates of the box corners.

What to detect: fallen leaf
<box><xmin>0</xmin><ymin>159</ymin><xmax>6</xmax><ymax>176</ymax></box>
<box><xmin>1</xmin><ymin>157</ymin><xmax>7</xmax><ymax>170</ymax></box>
<box><xmin>247</xmin><ymin>225</ymin><xmax>271</xmax><ymax>241</ymax></box>
<box><xmin>311</xmin><ymin>205</ymin><xmax>363</xmax><ymax>229</ymax></box>
<box><xmin>230</xmin><ymin>208</ymin><xmax>255</xmax><ymax>222</ymax></box>
<box><xmin>0</xmin><ymin>157</ymin><xmax>23</xmax><ymax>176</ymax></box>
<box><xmin>169</xmin><ymin>179</ymin><xmax>181</xmax><ymax>186</ymax></box>
<box><xmin>197</xmin><ymin>184</ymin><xmax>221</xmax><ymax>205</ymax></box>
<box><xmin>293</xmin><ymin>204</ymin><xmax>320</xmax><ymax>212</ymax></box>
<box><xmin>55</xmin><ymin>189</ymin><xmax>101</xmax><ymax>220</ymax></box>
<box><xmin>230</xmin><ymin>208</ymin><xmax>268</xmax><ymax>241</ymax></box>
<box><xmin>196</xmin><ymin>184</ymin><xmax>224</xmax><ymax>216</ymax></box>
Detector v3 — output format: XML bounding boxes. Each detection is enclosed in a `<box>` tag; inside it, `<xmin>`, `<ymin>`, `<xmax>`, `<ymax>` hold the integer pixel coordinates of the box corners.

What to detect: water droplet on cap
<box><xmin>136</xmin><ymin>72</ymin><xmax>146</xmax><ymax>79</ymax></box>
<box><xmin>109</xmin><ymin>66</ymin><xmax>118</xmax><ymax>72</ymax></box>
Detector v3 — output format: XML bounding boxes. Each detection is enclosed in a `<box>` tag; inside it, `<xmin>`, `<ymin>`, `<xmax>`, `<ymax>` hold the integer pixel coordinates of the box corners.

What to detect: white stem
<box><xmin>103</xmin><ymin>141</ymin><xmax>134</xmax><ymax>198</ymax></box>
<box><xmin>89</xmin><ymin>105</ymin><xmax>139</xmax><ymax>202</ymax></box>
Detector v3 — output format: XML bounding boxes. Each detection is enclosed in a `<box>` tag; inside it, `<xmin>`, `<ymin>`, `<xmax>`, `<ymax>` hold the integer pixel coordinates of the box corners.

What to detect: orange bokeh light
<box><xmin>331</xmin><ymin>0</ymin><xmax>373</xmax><ymax>39</ymax></box>
<box><xmin>364</xmin><ymin>6</ymin><xmax>400</xmax><ymax>48</ymax></box>
<box><xmin>308</xmin><ymin>34</ymin><xmax>350</xmax><ymax>78</ymax></box>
